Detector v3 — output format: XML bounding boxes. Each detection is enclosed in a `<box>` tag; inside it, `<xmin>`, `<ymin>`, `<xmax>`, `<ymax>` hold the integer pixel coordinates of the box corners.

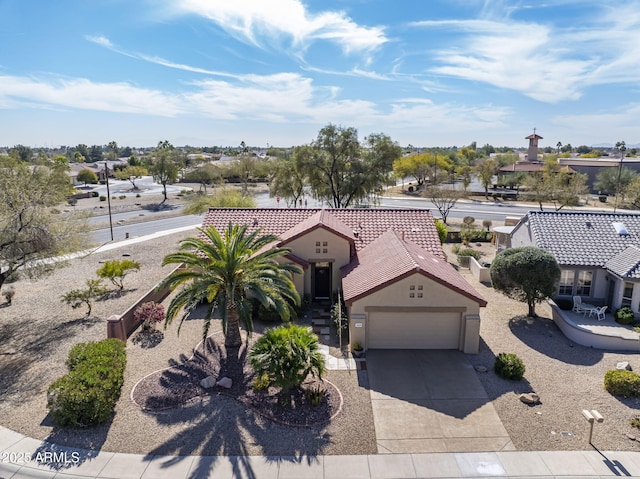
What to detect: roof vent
<box><xmin>612</xmin><ymin>222</ymin><xmax>629</xmax><ymax>236</ymax></box>
<box><xmin>353</xmin><ymin>230</ymin><xmax>359</xmax><ymax>238</ymax></box>
<box><xmin>585</xmin><ymin>221</ymin><xmax>592</xmax><ymax>228</ymax></box>
<box><xmin>252</xmin><ymin>218</ymin><xmax>258</xmax><ymax>227</ymax></box>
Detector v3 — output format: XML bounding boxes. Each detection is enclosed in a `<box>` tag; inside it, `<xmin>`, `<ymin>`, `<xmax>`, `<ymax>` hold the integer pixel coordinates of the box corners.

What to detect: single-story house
<box><xmin>510</xmin><ymin>211</ymin><xmax>640</xmax><ymax>315</ymax></box>
<box><xmin>201</xmin><ymin>208</ymin><xmax>486</xmax><ymax>353</ymax></box>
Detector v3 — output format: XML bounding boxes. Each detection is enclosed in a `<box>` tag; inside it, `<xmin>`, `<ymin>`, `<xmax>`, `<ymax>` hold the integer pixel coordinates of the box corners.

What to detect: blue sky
<box><xmin>1</xmin><ymin>0</ymin><xmax>639</xmax><ymax>149</ymax></box>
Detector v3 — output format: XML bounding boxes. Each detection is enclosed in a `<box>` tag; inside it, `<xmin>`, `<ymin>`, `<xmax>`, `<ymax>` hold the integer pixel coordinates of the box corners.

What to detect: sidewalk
<box><xmin>2</xmin><ymin>426</ymin><xmax>640</xmax><ymax>478</ymax></box>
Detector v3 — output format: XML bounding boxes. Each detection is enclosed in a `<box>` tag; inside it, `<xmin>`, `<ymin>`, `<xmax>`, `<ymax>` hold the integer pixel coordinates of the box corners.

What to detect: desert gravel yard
<box><xmin>2</xmin><ymin>232</ymin><xmax>640</xmax><ymax>455</ymax></box>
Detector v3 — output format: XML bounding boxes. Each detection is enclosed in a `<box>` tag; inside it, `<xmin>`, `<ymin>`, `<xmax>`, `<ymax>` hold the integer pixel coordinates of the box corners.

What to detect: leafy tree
<box><xmin>88</xmin><ymin>145</ymin><xmax>103</xmax><ymax>163</ymax></box>
<box><xmin>301</xmin><ymin>124</ymin><xmax>401</xmax><ymax>208</ymax></box>
<box><xmin>394</xmin><ymin>152</ymin><xmax>453</xmax><ymax>188</ymax></box>
<box><xmin>434</xmin><ymin>220</ymin><xmax>447</xmax><ymax>244</ymax></box>
<box><xmin>474</xmin><ymin>158</ymin><xmax>498</xmax><ymax>199</ymax></box>
<box><xmin>160</xmin><ymin>224</ymin><xmax>302</xmax><ymax>348</ymax></box>
<box><xmin>73</xmin><ymin>151</ymin><xmax>86</xmax><ymax>163</ymax></box>
<box><xmin>594</xmin><ymin>166</ymin><xmax>637</xmax><ymax>195</ymax></box>
<box><xmin>238</xmin><ymin>154</ymin><xmax>256</xmax><ymax>194</ymax></box>
<box><xmin>114</xmin><ymin>165</ymin><xmax>148</xmax><ymax>189</ymax></box>
<box><xmin>456</xmin><ymin>164</ymin><xmax>473</xmax><ymax>191</ymax></box>
<box><xmin>523</xmin><ymin>161</ymin><xmax>588</xmax><ymax>211</ymax></box>
<box><xmin>8</xmin><ymin>145</ymin><xmax>32</xmax><ymax>162</ymax></box>
<box><xmin>182</xmin><ymin>188</ymin><xmax>256</xmax><ymax>214</ymax></box>
<box><xmin>269</xmin><ymin>149</ymin><xmax>306</xmax><ymax>207</ymax></box>
<box><xmin>490</xmin><ymin>247</ymin><xmax>560</xmax><ymax>317</ymax></box>
<box><xmin>424</xmin><ymin>186</ymin><xmax>463</xmax><ymax>224</ymax></box>
<box><xmin>0</xmin><ymin>158</ymin><xmax>87</xmax><ymax>291</ymax></box>
<box><xmin>61</xmin><ymin>279</ymin><xmax>107</xmax><ymax>316</ymax></box>
<box><xmin>184</xmin><ymin>164</ymin><xmax>222</xmax><ymax>194</ymax></box>
<box><xmin>96</xmin><ymin>259</ymin><xmax>140</xmax><ymax>290</ymax></box>
<box><xmin>75</xmin><ymin>144</ymin><xmax>89</xmax><ymax>161</ymax></box>
<box><xmin>249</xmin><ymin>324</ymin><xmax>326</xmax><ymax>403</ymax></box>
<box><xmin>150</xmin><ymin>141</ymin><xmax>180</xmax><ymax>203</ymax></box>
<box><xmin>107</xmin><ymin>141</ymin><xmax>119</xmax><ymax>161</ymax></box>
<box><xmin>77</xmin><ymin>169</ymin><xmax>98</xmax><ymax>185</ymax></box>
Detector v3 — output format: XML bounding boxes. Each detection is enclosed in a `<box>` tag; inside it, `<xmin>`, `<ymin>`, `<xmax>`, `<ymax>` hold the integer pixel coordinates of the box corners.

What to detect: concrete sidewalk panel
<box><xmin>538</xmin><ymin>451</ymin><xmax>599</xmax><ymax>475</ymax></box>
<box><xmin>0</xmin><ymin>426</ymin><xmax>25</xmax><ymax>451</ymax></box>
<box><xmin>141</xmin><ymin>455</ymin><xmax>194</xmax><ymax>479</ymax></box>
<box><xmin>97</xmin><ymin>452</ymin><xmax>151</xmax><ymax>479</ymax></box>
<box><xmin>377</xmin><ymin>439</ymin><xmax>446</xmax><ymax>454</ymax></box>
<box><xmin>412</xmin><ymin>453</ymin><xmax>462</xmax><ymax>478</ymax></box>
<box><xmin>277</xmin><ymin>456</ymin><xmax>324</xmax><ymax>479</ymax></box>
<box><xmin>496</xmin><ymin>451</ymin><xmax>552</xmax><ymax>476</ymax></box>
<box><xmin>454</xmin><ymin>452</ymin><xmax>506</xmax><ymax>477</ymax></box>
<box><xmin>323</xmin><ymin>455</ymin><xmax>370</xmax><ymax>479</ymax></box>
<box><xmin>186</xmin><ymin>455</ymin><xmax>279</xmax><ymax>479</ymax></box>
<box><xmin>367</xmin><ymin>454</ymin><xmax>416</xmax><ymax>479</ymax></box>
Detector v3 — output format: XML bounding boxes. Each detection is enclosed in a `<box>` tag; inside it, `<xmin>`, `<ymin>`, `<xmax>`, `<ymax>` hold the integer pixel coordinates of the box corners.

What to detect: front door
<box><xmin>313</xmin><ymin>262</ymin><xmax>331</xmax><ymax>300</ymax></box>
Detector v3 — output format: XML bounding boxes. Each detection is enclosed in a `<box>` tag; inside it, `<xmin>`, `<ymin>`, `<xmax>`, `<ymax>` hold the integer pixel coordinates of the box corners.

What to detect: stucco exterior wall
<box><xmin>347</xmin><ymin>272</ymin><xmax>481</xmax><ymax>353</ymax></box>
<box><xmin>284</xmin><ymin>229</ymin><xmax>352</xmax><ymax>295</ymax></box>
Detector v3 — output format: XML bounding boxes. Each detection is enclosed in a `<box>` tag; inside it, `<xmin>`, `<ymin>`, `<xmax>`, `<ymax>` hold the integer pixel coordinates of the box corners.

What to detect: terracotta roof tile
<box><xmin>341</xmin><ymin>229</ymin><xmax>486</xmax><ymax>306</ymax></box>
<box><xmin>278</xmin><ymin>209</ymin><xmax>355</xmax><ymax>245</ymax></box>
<box><xmin>201</xmin><ymin>208</ymin><xmax>444</xmax><ymax>256</ymax></box>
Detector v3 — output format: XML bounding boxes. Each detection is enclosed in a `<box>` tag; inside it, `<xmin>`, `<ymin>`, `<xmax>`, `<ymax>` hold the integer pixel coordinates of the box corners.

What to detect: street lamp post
<box><xmin>104</xmin><ymin>162</ymin><xmax>114</xmax><ymax>241</ymax></box>
<box><xmin>614</xmin><ymin>141</ymin><xmax>626</xmax><ymax>213</ymax></box>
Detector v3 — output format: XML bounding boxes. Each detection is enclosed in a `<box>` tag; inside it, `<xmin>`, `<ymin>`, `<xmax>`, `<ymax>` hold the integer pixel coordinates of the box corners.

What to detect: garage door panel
<box><xmin>368</xmin><ymin>312</ymin><xmax>460</xmax><ymax>349</ymax></box>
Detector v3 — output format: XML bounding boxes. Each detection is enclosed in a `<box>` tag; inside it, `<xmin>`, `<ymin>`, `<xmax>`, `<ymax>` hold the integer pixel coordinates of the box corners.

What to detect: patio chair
<box><xmin>595</xmin><ymin>306</ymin><xmax>608</xmax><ymax>321</ymax></box>
<box><xmin>572</xmin><ymin>296</ymin><xmax>584</xmax><ymax>313</ymax></box>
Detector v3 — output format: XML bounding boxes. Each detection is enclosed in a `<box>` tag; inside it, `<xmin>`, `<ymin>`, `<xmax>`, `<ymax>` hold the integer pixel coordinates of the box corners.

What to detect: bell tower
<box><xmin>525</xmin><ymin>128</ymin><xmax>543</xmax><ymax>162</ymax></box>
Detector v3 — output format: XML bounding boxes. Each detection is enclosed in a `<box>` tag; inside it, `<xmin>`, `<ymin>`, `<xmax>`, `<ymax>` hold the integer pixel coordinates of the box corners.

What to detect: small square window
<box><xmin>409</xmin><ymin>285</ymin><xmax>415</xmax><ymax>290</ymax></box>
<box><xmin>315</xmin><ymin>248</ymin><xmax>321</xmax><ymax>253</ymax></box>
<box><xmin>417</xmin><ymin>285</ymin><xmax>423</xmax><ymax>290</ymax></box>
<box><xmin>322</xmin><ymin>241</ymin><xmax>328</xmax><ymax>246</ymax></box>
<box><xmin>417</xmin><ymin>292</ymin><xmax>423</xmax><ymax>298</ymax></box>
<box><xmin>409</xmin><ymin>292</ymin><xmax>415</xmax><ymax>298</ymax></box>
<box><xmin>322</xmin><ymin>248</ymin><xmax>328</xmax><ymax>253</ymax></box>
<box><xmin>316</xmin><ymin>241</ymin><xmax>321</xmax><ymax>247</ymax></box>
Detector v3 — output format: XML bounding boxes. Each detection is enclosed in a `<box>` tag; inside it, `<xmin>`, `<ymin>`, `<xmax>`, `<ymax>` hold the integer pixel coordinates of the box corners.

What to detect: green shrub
<box><xmin>96</xmin><ymin>259</ymin><xmax>140</xmax><ymax>290</ymax></box>
<box><xmin>99</xmin><ymin>195</ymin><xmax>106</xmax><ymax>202</ymax></box>
<box><xmin>136</xmin><ymin>193</ymin><xmax>141</xmax><ymax>198</ymax></box>
<box><xmin>604</xmin><ymin>369</ymin><xmax>640</xmax><ymax>396</ymax></box>
<box><xmin>616</xmin><ymin>307</ymin><xmax>635</xmax><ymax>325</ymax></box>
<box><xmin>47</xmin><ymin>338</ymin><xmax>126</xmax><ymax>427</ymax></box>
<box><xmin>304</xmin><ymin>385</ymin><xmax>326</xmax><ymax>406</ymax></box>
<box><xmin>91</xmin><ymin>191</ymin><xmax>99</xmax><ymax>198</ymax></box>
<box><xmin>252</xmin><ymin>373</ymin><xmax>271</xmax><ymax>391</ymax></box>
<box><xmin>119</xmin><ymin>195</ymin><xmax>126</xmax><ymax>199</ymax></box>
<box><xmin>435</xmin><ymin>220</ymin><xmax>447</xmax><ymax>244</ymax></box>
<box><xmin>494</xmin><ymin>353</ymin><xmax>525</xmax><ymax>380</ymax></box>
<box><xmin>457</xmin><ymin>248</ymin><xmax>482</xmax><ymax>259</ymax></box>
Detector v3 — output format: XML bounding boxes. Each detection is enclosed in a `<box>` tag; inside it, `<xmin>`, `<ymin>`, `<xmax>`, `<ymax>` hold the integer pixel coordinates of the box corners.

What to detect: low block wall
<box><xmin>469</xmin><ymin>257</ymin><xmax>491</xmax><ymax>283</ymax></box>
<box><xmin>549</xmin><ymin>300</ymin><xmax>640</xmax><ymax>352</ymax></box>
<box><xmin>107</xmin><ymin>266</ymin><xmax>182</xmax><ymax>341</ymax></box>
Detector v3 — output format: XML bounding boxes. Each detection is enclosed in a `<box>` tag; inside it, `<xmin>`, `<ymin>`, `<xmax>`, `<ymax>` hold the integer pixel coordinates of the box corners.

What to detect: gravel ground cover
<box><xmin>445</xmin><ymin>242</ymin><xmax>640</xmax><ymax>452</ymax></box>
<box><xmin>3</xmin><ymin>216</ymin><xmax>640</xmax><ymax>455</ymax></box>
<box><xmin>0</xmin><ymin>229</ymin><xmax>376</xmax><ymax>456</ymax></box>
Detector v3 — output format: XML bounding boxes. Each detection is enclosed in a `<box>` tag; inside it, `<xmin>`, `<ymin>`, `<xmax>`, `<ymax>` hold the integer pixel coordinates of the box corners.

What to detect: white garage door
<box><xmin>368</xmin><ymin>311</ymin><xmax>461</xmax><ymax>349</ymax></box>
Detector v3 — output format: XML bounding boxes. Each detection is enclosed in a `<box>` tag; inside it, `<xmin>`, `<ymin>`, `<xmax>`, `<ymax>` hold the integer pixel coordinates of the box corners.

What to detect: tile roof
<box><xmin>515</xmin><ymin>211</ymin><xmax>640</xmax><ymax>267</ymax></box>
<box><xmin>278</xmin><ymin>209</ymin><xmax>355</xmax><ymax>245</ymax></box>
<box><xmin>604</xmin><ymin>245</ymin><xmax>640</xmax><ymax>279</ymax></box>
<box><xmin>200</xmin><ymin>208</ymin><xmax>444</xmax><ymax>257</ymax></box>
<box><xmin>341</xmin><ymin>229</ymin><xmax>486</xmax><ymax>306</ymax></box>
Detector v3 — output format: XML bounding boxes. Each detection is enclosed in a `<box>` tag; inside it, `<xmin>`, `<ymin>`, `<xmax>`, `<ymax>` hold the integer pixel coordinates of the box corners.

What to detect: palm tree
<box><xmin>249</xmin><ymin>324</ymin><xmax>326</xmax><ymax>404</ymax></box>
<box><xmin>159</xmin><ymin>224</ymin><xmax>302</xmax><ymax>348</ymax></box>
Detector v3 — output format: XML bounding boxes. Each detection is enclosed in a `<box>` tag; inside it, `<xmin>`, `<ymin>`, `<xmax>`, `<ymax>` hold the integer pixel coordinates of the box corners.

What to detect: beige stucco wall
<box><xmin>284</xmin><ymin>229</ymin><xmax>352</xmax><ymax>296</ymax></box>
<box><xmin>347</xmin><ymin>272</ymin><xmax>482</xmax><ymax>353</ymax></box>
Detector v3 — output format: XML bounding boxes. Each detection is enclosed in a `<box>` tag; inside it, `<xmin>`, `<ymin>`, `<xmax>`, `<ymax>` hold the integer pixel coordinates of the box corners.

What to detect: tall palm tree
<box><xmin>159</xmin><ymin>224</ymin><xmax>302</xmax><ymax>348</ymax></box>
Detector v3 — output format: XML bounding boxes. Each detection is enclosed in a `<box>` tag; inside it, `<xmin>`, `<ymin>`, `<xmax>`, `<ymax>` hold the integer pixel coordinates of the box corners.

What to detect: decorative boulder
<box><xmin>217</xmin><ymin>376</ymin><xmax>232</xmax><ymax>389</ymax></box>
<box><xmin>519</xmin><ymin>393</ymin><xmax>540</xmax><ymax>404</ymax></box>
<box><xmin>617</xmin><ymin>362</ymin><xmax>632</xmax><ymax>371</ymax></box>
<box><xmin>199</xmin><ymin>376</ymin><xmax>216</xmax><ymax>389</ymax></box>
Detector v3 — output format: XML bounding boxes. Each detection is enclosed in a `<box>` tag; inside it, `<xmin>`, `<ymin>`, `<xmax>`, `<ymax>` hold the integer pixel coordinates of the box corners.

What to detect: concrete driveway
<box><xmin>367</xmin><ymin>350</ymin><xmax>514</xmax><ymax>454</ymax></box>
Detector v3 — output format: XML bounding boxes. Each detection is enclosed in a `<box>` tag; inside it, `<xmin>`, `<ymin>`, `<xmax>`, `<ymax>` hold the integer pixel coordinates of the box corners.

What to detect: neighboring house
<box><xmin>201</xmin><ymin>208</ymin><xmax>486</xmax><ymax>353</ymax></box>
<box><xmin>510</xmin><ymin>211</ymin><xmax>640</xmax><ymax>315</ymax></box>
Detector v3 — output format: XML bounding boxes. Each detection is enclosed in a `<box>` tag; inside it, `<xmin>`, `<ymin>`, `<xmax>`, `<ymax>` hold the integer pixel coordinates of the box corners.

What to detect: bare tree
<box><xmin>424</xmin><ymin>186</ymin><xmax>463</xmax><ymax>224</ymax></box>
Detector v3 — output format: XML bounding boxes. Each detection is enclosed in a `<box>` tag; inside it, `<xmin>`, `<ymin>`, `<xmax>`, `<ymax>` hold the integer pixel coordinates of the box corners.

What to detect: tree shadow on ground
<box><xmin>103</xmin><ymin>288</ymin><xmax>137</xmax><ymax>300</ymax></box>
<box><xmin>143</xmin><ymin>203</ymin><xmax>180</xmax><ymax>212</ymax></box>
<box><xmin>508</xmin><ymin>314</ymin><xmax>604</xmax><ymax>366</ymax></box>
<box><xmin>31</xmin><ymin>415</ymin><xmax>113</xmax><ymax>471</ymax></box>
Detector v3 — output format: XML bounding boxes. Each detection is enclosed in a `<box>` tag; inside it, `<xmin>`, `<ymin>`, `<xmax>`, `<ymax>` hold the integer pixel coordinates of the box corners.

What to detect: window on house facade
<box><xmin>623</xmin><ymin>282</ymin><xmax>634</xmax><ymax>307</ymax></box>
<box><xmin>576</xmin><ymin>270</ymin><xmax>593</xmax><ymax>296</ymax></box>
<box><xmin>559</xmin><ymin>269</ymin><xmax>575</xmax><ymax>295</ymax></box>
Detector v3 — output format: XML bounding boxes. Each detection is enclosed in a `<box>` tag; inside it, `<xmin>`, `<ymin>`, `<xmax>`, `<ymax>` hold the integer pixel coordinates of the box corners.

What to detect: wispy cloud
<box><xmin>0</xmin><ymin>75</ymin><xmax>185</xmax><ymax>116</ymax></box>
<box><xmin>166</xmin><ymin>0</ymin><xmax>387</xmax><ymax>55</ymax></box>
<box><xmin>411</xmin><ymin>1</ymin><xmax>640</xmax><ymax>103</ymax></box>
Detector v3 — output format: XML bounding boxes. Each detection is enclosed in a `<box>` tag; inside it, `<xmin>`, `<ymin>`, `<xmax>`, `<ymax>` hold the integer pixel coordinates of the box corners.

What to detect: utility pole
<box><xmin>614</xmin><ymin>141</ymin><xmax>626</xmax><ymax>213</ymax></box>
<box><xmin>104</xmin><ymin>162</ymin><xmax>114</xmax><ymax>241</ymax></box>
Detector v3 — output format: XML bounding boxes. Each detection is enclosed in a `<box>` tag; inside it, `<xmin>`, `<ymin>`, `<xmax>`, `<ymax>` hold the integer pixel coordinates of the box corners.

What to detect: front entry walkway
<box><xmin>367</xmin><ymin>350</ymin><xmax>513</xmax><ymax>454</ymax></box>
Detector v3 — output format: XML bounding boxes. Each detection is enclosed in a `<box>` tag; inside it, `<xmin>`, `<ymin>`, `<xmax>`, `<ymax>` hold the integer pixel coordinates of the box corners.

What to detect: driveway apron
<box><xmin>366</xmin><ymin>349</ymin><xmax>514</xmax><ymax>454</ymax></box>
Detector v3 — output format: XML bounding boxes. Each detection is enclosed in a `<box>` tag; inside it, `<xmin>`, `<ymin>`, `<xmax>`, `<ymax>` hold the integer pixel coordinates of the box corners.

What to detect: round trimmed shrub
<box><xmin>604</xmin><ymin>369</ymin><xmax>640</xmax><ymax>396</ymax></box>
<box><xmin>494</xmin><ymin>352</ymin><xmax>525</xmax><ymax>380</ymax></box>
<box><xmin>616</xmin><ymin>307</ymin><xmax>635</xmax><ymax>325</ymax></box>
